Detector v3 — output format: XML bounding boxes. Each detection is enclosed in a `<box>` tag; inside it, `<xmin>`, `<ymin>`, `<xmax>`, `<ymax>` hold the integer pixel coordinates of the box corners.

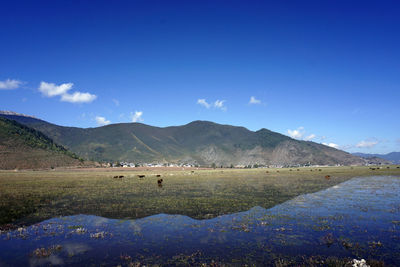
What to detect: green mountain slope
<box><xmin>0</xmin><ymin>112</ymin><xmax>364</xmax><ymax>166</ymax></box>
<box><xmin>0</xmin><ymin>117</ymin><xmax>85</xmax><ymax>169</ymax></box>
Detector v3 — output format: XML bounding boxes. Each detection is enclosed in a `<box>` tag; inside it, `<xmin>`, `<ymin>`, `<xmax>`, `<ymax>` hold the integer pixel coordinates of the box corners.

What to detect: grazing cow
<box><xmin>157</xmin><ymin>179</ymin><xmax>163</xmax><ymax>187</ymax></box>
<box><xmin>397</xmin><ymin>166</ymin><xmax>400</xmax><ymax>169</ymax></box>
<box><xmin>119</xmin><ymin>175</ymin><xmax>124</xmax><ymax>178</ymax></box>
<box><xmin>156</xmin><ymin>174</ymin><xmax>161</xmax><ymax>177</ymax></box>
<box><xmin>325</xmin><ymin>175</ymin><xmax>331</xmax><ymax>180</ymax></box>
<box><xmin>113</xmin><ymin>175</ymin><xmax>119</xmax><ymax>178</ymax></box>
<box><xmin>138</xmin><ymin>175</ymin><xmax>145</xmax><ymax>178</ymax></box>
<box><xmin>319</xmin><ymin>169</ymin><xmax>322</xmax><ymax>171</ymax></box>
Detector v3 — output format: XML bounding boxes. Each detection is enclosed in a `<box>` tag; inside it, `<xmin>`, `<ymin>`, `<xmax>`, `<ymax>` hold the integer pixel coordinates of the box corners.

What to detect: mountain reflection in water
<box><xmin>0</xmin><ymin>176</ymin><xmax>399</xmax><ymax>266</ymax></box>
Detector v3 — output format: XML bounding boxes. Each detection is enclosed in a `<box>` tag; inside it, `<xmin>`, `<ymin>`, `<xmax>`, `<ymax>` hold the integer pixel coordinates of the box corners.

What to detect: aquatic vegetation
<box><xmin>31</xmin><ymin>245</ymin><xmax>62</xmax><ymax>258</ymax></box>
<box><xmin>321</xmin><ymin>232</ymin><xmax>335</xmax><ymax>247</ymax></box>
<box><xmin>352</xmin><ymin>258</ymin><xmax>369</xmax><ymax>267</ymax></box>
<box><xmin>72</xmin><ymin>227</ymin><xmax>86</xmax><ymax>234</ymax></box>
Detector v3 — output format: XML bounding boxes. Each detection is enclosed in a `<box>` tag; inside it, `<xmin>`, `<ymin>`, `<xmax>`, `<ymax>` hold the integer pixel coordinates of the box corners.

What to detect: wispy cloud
<box><xmin>0</xmin><ymin>79</ymin><xmax>23</xmax><ymax>90</ymax></box>
<box><xmin>356</xmin><ymin>140</ymin><xmax>378</xmax><ymax>148</ymax></box>
<box><xmin>304</xmin><ymin>134</ymin><xmax>316</xmax><ymax>141</ymax></box>
<box><xmin>61</xmin><ymin>92</ymin><xmax>97</xmax><ymax>103</ymax></box>
<box><xmin>131</xmin><ymin>111</ymin><xmax>143</xmax><ymax>122</ymax></box>
<box><xmin>323</xmin><ymin>142</ymin><xmax>339</xmax><ymax>149</ymax></box>
<box><xmin>197</xmin><ymin>99</ymin><xmax>211</xmax><ymax>109</ymax></box>
<box><xmin>112</xmin><ymin>99</ymin><xmax>120</xmax><ymax>106</ymax></box>
<box><xmin>287</xmin><ymin>127</ymin><xmax>305</xmax><ymax>139</ymax></box>
<box><xmin>288</xmin><ymin>126</ymin><xmax>319</xmax><ymax>142</ymax></box>
<box><xmin>214</xmin><ymin>100</ymin><xmax>227</xmax><ymax>111</ymax></box>
<box><xmin>197</xmin><ymin>98</ymin><xmax>227</xmax><ymax>111</ymax></box>
<box><xmin>288</xmin><ymin>126</ymin><xmax>340</xmax><ymax>149</ymax></box>
<box><xmin>38</xmin><ymin>81</ymin><xmax>97</xmax><ymax>103</ymax></box>
<box><xmin>95</xmin><ymin>116</ymin><xmax>111</xmax><ymax>126</ymax></box>
<box><xmin>249</xmin><ymin>96</ymin><xmax>261</xmax><ymax>104</ymax></box>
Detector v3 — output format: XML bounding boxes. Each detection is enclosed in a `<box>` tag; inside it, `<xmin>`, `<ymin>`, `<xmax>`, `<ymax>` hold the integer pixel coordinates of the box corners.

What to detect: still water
<box><xmin>1</xmin><ymin>176</ymin><xmax>399</xmax><ymax>266</ymax></box>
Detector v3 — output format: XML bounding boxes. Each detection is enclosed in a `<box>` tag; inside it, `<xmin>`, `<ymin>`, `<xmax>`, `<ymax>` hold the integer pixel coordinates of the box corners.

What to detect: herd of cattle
<box><xmin>113</xmin><ymin>174</ymin><xmax>164</xmax><ymax>186</ymax></box>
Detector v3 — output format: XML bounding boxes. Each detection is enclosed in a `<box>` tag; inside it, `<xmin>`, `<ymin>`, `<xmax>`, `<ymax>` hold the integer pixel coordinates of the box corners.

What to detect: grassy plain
<box><xmin>1</xmin><ymin>165</ymin><xmax>399</xmax><ymax>227</ymax></box>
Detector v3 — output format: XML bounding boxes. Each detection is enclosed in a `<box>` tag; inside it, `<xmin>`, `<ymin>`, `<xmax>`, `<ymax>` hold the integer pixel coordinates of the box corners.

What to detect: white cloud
<box><xmin>0</xmin><ymin>79</ymin><xmax>23</xmax><ymax>90</ymax></box>
<box><xmin>197</xmin><ymin>98</ymin><xmax>227</xmax><ymax>111</ymax></box>
<box><xmin>197</xmin><ymin>99</ymin><xmax>211</xmax><ymax>109</ymax></box>
<box><xmin>322</xmin><ymin>142</ymin><xmax>339</xmax><ymax>149</ymax></box>
<box><xmin>38</xmin><ymin>81</ymin><xmax>97</xmax><ymax>104</ymax></box>
<box><xmin>249</xmin><ymin>96</ymin><xmax>261</xmax><ymax>104</ymax></box>
<box><xmin>214</xmin><ymin>100</ymin><xmax>227</xmax><ymax>111</ymax></box>
<box><xmin>356</xmin><ymin>140</ymin><xmax>378</xmax><ymax>148</ymax></box>
<box><xmin>304</xmin><ymin>134</ymin><xmax>316</xmax><ymax>141</ymax></box>
<box><xmin>39</xmin><ymin>81</ymin><xmax>73</xmax><ymax>97</ymax></box>
<box><xmin>131</xmin><ymin>111</ymin><xmax>143</xmax><ymax>122</ymax></box>
<box><xmin>112</xmin><ymin>99</ymin><xmax>120</xmax><ymax>106</ymax></box>
<box><xmin>95</xmin><ymin>116</ymin><xmax>111</xmax><ymax>126</ymax></box>
<box><xmin>61</xmin><ymin>92</ymin><xmax>97</xmax><ymax>103</ymax></box>
<box><xmin>287</xmin><ymin>127</ymin><xmax>305</xmax><ymax>139</ymax></box>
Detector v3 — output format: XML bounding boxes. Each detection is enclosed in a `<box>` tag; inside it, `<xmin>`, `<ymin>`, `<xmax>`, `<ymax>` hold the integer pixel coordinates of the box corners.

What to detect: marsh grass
<box><xmin>1</xmin><ymin>166</ymin><xmax>399</xmax><ymax>227</ymax></box>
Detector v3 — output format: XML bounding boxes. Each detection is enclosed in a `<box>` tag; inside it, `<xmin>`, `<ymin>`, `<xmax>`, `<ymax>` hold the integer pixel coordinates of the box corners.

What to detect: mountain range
<box><xmin>0</xmin><ymin>111</ymin><xmax>365</xmax><ymax>167</ymax></box>
<box><xmin>352</xmin><ymin>152</ymin><xmax>400</xmax><ymax>164</ymax></box>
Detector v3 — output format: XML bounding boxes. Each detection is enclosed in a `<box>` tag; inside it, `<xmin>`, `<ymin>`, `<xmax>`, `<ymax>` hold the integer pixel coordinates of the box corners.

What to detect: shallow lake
<box><xmin>1</xmin><ymin>176</ymin><xmax>399</xmax><ymax>266</ymax></box>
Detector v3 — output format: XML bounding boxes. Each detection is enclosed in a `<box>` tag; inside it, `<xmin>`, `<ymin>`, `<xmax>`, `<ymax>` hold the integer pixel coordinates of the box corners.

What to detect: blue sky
<box><xmin>1</xmin><ymin>0</ymin><xmax>399</xmax><ymax>154</ymax></box>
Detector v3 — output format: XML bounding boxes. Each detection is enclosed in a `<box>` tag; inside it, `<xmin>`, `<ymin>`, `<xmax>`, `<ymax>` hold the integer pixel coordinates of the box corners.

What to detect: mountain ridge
<box><xmin>352</xmin><ymin>152</ymin><xmax>400</xmax><ymax>164</ymax></box>
<box><xmin>0</xmin><ymin>111</ymin><xmax>364</xmax><ymax>166</ymax></box>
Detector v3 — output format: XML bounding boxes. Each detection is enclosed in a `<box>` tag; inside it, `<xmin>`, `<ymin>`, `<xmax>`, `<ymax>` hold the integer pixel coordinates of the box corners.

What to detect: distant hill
<box><xmin>0</xmin><ymin>111</ymin><xmax>364</xmax><ymax>166</ymax></box>
<box><xmin>352</xmin><ymin>152</ymin><xmax>400</xmax><ymax>164</ymax></box>
<box><xmin>0</xmin><ymin>116</ymin><xmax>86</xmax><ymax>169</ymax></box>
